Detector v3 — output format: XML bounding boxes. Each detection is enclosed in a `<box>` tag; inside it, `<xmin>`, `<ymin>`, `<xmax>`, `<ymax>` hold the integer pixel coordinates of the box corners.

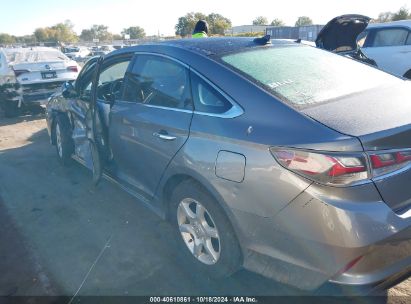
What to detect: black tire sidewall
<box><xmin>54</xmin><ymin>115</ymin><xmax>74</xmax><ymax>166</ymax></box>
<box><xmin>169</xmin><ymin>180</ymin><xmax>241</xmax><ymax>278</ymax></box>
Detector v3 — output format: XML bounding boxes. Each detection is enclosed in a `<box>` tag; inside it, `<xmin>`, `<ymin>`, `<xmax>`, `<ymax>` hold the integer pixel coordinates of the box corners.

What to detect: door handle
<box><xmin>153</xmin><ymin>131</ymin><xmax>177</xmax><ymax>141</ymax></box>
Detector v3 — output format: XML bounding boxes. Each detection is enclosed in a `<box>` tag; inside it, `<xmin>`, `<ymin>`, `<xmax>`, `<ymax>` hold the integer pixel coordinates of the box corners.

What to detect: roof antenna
<box><xmin>254</xmin><ymin>35</ymin><xmax>271</xmax><ymax>45</ymax></box>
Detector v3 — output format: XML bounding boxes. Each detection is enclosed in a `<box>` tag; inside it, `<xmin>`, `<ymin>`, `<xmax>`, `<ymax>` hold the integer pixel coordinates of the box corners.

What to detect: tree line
<box><xmin>0</xmin><ymin>6</ymin><xmax>410</xmax><ymax>45</ymax></box>
<box><xmin>251</xmin><ymin>6</ymin><xmax>410</xmax><ymax>27</ymax></box>
<box><xmin>0</xmin><ymin>20</ymin><xmax>146</xmax><ymax>45</ymax></box>
<box><xmin>374</xmin><ymin>6</ymin><xmax>411</xmax><ymax>22</ymax></box>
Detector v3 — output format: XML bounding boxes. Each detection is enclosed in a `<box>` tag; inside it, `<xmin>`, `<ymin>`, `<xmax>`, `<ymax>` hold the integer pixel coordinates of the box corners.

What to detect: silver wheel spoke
<box><xmin>204</xmin><ymin>238</ymin><xmax>219</xmax><ymax>262</ymax></box>
<box><xmin>179</xmin><ymin>224</ymin><xmax>196</xmax><ymax>236</ymax></box>
<box><xmin>180</xmin><ymin>202</ymin><xmax>196</xmax><ymax>221</ymax></box>
<box><xmin>193</xmin><ymin>239</ymin><xmax>203</xmax><ymax>257</ymax></box>
<box><xmin>204</xmin><ymin>226</ymin><xmax>218</xmax><ymax>239</ymax></box>
<box><xmin>196</xmin><ymin>204</ymin><xmax>206</xmax><ymax>221</ymax></box>
<box><xmin>56</xmin><ymin>124</ymin><xmax>62</xmax><ymax>157</ymax></box>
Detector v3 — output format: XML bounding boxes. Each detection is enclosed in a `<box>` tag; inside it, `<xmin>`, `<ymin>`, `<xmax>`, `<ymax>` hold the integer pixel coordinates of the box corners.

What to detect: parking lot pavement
<box><xmin>0</xmin><ymin>114</ymin><xmax>409</xmax><ymax>302</ymax></box>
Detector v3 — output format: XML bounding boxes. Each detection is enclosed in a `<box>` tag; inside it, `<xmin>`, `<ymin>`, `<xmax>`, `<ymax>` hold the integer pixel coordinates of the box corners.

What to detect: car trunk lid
<box><xmin>316</xmin><ymin>14</ymin><xmax>370</xmax><ymax>52</ymax></box>
<box><xmin>302</xmin><ymin>81</ymin><xmax>411</xmax><ymax>212</ymax></box>
<box><xmin>12</xmin><ymin>61</ymin><xmax>77</xmax><ymax>85</ymax></box>
<box><xmin>13</xmin><ymin>61</ymin><xmax>68</xmax><ymax>73</ymax></box>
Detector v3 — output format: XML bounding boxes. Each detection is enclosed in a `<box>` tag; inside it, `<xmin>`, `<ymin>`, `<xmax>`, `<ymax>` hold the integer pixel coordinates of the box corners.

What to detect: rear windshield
<box><xmin>5</xmin><ymin>49</ymin><xmax>68</xmax><ymax>64</ymax></box>
<box><xmin>220</xmin><ymin>45</ymin><xmax>400</xmax><ymax>107</ymax></box>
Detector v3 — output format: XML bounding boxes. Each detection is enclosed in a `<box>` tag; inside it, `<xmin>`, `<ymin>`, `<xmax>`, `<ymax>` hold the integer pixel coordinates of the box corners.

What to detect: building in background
<box><xmin>225</xmin><ymin>25</ymin><xmax>269</xmax><ymax>35</ymax></box>
<box><xmin>266</xmin><ymin>26</ymin><xmax>299</xmax><ymax>39</ymax></box>
<box><xmin>266</xmin><ymin>24</ymin><xmax>324</xmax><ymax>41</ymax></box>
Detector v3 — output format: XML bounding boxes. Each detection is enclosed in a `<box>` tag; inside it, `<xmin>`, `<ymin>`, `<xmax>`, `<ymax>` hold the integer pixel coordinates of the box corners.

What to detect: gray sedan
<box><xmin>45</xmin><ymin>37</ymin><xmax>411</xmax><ymax>294</ymax></box>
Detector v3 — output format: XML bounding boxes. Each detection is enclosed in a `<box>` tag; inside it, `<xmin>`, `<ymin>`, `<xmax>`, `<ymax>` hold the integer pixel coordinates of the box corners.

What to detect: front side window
<box><xmin>75</xmin><ymin>58</ymin><xmax>97</xmax><ymax>95</ymax></box>
<box><xmin>98</xmin><ymin>61</ymin><xmax>130</xmax><ymax>86</ymax></box>
<box><xmin>97</xmin><ymin>60</ymin><xmax>130</xmax><ymax>101</ymax></box>
<box><xmin>372</xmin><ymin>28</ymin><xmax>408</xmax><ymax>47</ymax></box>
<box><xmin>123</xmin><ymin>55</ymin><xmax>191</xmax><ymax>110</ymax></box>
<box><xmin>190</xmin><ymin>72</ymin><xmax>232</xmax><ymax>114</ymax></box>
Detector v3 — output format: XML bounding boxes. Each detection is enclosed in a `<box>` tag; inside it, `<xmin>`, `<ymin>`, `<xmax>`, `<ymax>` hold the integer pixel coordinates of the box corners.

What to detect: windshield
<box><xmin>221</xmin><ymin>45</ymin><xmax>400</xmax><ymax>107</ymax></box>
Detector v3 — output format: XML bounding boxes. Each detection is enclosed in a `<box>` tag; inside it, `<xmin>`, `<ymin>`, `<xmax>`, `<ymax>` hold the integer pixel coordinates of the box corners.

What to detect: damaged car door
<box><xmin>88</xmin><ymin>54</ymin><xmax>134</xmax><ymax>183</ymax></box>
<box><xmin>107</xmin><ymin>53</ymin><xmax>193</xmax><ymax>202</ymax></box>
<box><xmin>64</xmin><ymin>57</ymin><xmax>99</xmax><ymax>166</ymax></box>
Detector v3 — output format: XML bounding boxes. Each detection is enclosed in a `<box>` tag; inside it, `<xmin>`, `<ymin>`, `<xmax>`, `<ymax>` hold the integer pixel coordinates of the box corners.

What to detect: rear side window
<box><xmin>406</xmin><ymin>32</ymin><xmax>411</xmax><ymax>45</ymax></box>
<box><xmin>220</xmin><ymin>45</ymin><xmax>401</xmax><ymax>107</ymax></box>
<box><xmin>122</xmin><ymin>55</ymin><xmax>191</xmax><ymax>110</ymax></box>
<box><xmin>372</xmin><ymin>28</ymin><xmax>408</xmax><ymax>47</ymax></box>
<box><xmin>190</xmin><ymin>72</ymin><xmax>232</xmax><ymax>114</ymax></box>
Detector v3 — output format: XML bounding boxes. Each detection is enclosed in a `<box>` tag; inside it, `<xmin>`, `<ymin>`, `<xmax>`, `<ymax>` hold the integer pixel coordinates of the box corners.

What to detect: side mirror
<box><xmin>62</xmin><ymin>81</ymin><xmax>77</xmax><ymax>98</ymax></box>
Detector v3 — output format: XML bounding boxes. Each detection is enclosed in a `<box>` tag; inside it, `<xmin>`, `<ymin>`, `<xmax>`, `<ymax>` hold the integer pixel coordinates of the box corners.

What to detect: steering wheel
<box><xmin>110</xmin><ymin>79</ymin><xmax>123</xmax><ymax>96</ymax></box>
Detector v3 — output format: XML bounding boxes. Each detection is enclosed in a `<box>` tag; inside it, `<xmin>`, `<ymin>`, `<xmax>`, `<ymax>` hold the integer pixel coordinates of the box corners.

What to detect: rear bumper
<box><xmin>231</xmin><ymin>181</ymin><xmax>411</xmax><ymax>293</ymax></box>
<box><xmin>318</xmin><ymin>263</ymin><xmax>411</xmax><ymax>295</ymax></box>
<box><xmin>325</xmin><ymin>223</ymin><xmax>411</xmax><ymax>294</ymax></box>
<box><xmin>21</xmin><ymin>81</ymin><xmax>64</xmax><ymax>105</ymax></box>
<box><xmin>0</xmin><ymin>81</ymin><xmax>64</xmax><ymax>106</ymax></box>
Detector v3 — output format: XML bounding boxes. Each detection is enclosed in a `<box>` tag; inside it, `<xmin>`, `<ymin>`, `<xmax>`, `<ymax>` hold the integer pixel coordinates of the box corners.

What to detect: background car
<box><xmin>0</xmin><ymin>47</ymin><xmax>80</xmax><ymax>117</ymax></box>
<box><xmin>46</xmin><ymin>37</ymin><xmax>411</xmax><ymax>294</ymax></box>
<box><xmin>90</xmin><ymin>45</ymin><xmax>116</xmax><ymax>56</ymax></box>
<box><xmin>63</xmin><ymin>46</ymin><xmax>91</xmax><ymax>61</ymax></box>
<box><xmin>357</xmin><ymin>20</ymin><xmax>411</xmax><ymax>79</ymax></box>
<box><xmin>315</xmin><ymin>14</ymin><xmax>377</xmax><ymax>66</ymax></box>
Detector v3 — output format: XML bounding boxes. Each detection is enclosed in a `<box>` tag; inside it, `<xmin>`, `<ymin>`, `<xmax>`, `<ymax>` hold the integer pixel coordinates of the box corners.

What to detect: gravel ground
<box><xmin>0</xmin><ymin>112</ymin><xmax>409</xmax><ymax>302</ymax></box>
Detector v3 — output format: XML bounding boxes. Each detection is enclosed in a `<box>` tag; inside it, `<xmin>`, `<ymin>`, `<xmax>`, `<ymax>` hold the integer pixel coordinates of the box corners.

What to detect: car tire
<box><xmin>54</xmin><ymin>114</ymin><xmax>74</xmax><ymax>166</ymax></box>
<box><xmin>3</xmin><ymin>100</ymin><xmax>19</xmax><ymax>118</ymax></box>
<box><xmin>169</xmin><ymin>179</ymin><xmax>242</xmax><ymax>278</ymax></box>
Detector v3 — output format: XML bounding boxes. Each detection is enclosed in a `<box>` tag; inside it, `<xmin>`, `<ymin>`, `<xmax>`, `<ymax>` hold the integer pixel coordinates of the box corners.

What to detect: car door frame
<box><xmin>107</xmin><ymin>51</ymin><xmax>195</xmax><ymax>204</ymax></box>
<box><xmin>86</xmin><ymin>52</ymin><xmax>135</xmax><ymax>183</ymax></box>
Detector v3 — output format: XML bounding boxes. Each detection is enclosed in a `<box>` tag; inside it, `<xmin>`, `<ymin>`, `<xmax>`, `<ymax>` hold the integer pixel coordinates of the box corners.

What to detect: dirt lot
<box><xmin>0</xmin><ymin>113</ymin><xmax>410</xmax><ymax>302</ymax></box>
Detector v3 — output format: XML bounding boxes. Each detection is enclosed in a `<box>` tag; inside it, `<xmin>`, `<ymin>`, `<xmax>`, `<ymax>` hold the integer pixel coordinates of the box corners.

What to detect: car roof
<box><xmin>367</xmin><ymin>20</ymin><xmax>411</xmax><ymax>29</ymax></box>
<box><xmin>107</xmin><ymin>37</ymin><xmax>297</xmax><ymax>58</ymax></box>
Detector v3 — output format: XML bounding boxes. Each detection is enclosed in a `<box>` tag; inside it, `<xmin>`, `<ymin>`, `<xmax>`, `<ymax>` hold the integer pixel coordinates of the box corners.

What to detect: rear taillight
<box><xmin>271</xmin><ymin>147</ymin><xmax>411</xmax><ymax>186</ymax></box>
<box><xmin>369</xmin><ymin>150</ymin><xmax>411</xmax><ymax>178</ymax></box>
<box><xmin>67</xmin><ymin>66</ymin><xmax>78</xmax><ymax>73</ymax></box>
<box><xmin>13</xmin><ymin>69</ymin><xmax>30</xmax><ymax>77</ymax></box>
<box><xmin>271</xmin><ymin>148</ymin><xmax>369</xmax><ymax>186</ymax></box>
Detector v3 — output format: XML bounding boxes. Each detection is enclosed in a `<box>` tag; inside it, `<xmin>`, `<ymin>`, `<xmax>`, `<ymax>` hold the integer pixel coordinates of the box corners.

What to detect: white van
<box><xmin>357</xmin><ymin>20</ymin><xmax>411</xmax><ymax>79</ymax></box>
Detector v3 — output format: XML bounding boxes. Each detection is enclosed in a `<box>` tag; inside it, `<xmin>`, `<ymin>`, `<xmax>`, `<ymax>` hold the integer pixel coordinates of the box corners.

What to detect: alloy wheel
<box><xmin>177</xmin><ymin>198</ymin><xmax>221</xmax><ymax>265</ymax></box>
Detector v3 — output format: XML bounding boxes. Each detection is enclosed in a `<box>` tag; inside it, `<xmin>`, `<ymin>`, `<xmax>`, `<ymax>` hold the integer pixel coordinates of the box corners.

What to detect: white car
<box><xmin>63</xmin><ymin>46</ymin><xmax>91</xmax><ymax>61</ymax></box>
<box><xmin>357</xmin><ymin>20</ymin><xmax>411</xmax><ymax>79</ymax></box>
<box><xmin>91</xmin><ymin>45</ymin><xmax>116</xmax><ymax>56</ymax></box>
<box><xmin>0</xmin><ymin>47</ymin><xmax>80</xmax><ymax>117</ymax></box>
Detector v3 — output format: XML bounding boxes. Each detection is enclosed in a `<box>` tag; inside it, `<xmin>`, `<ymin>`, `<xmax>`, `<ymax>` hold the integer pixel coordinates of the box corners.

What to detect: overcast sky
<box><xmin>1</xmin><ymin>0</ymin><xmax>409</xmax><ymax>36</ymax></box>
